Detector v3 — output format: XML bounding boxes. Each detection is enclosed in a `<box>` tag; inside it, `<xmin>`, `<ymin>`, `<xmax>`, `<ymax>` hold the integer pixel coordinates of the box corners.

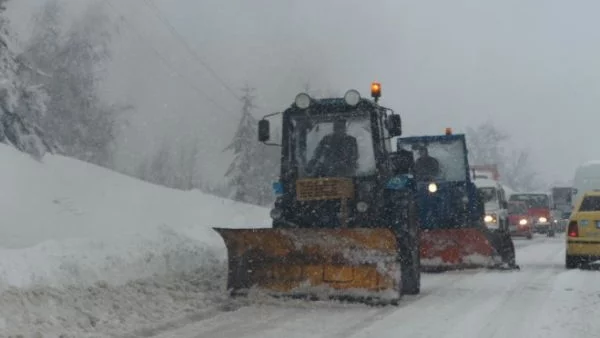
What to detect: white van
<box><xmin>474</xmin><ymin>178</ymin><xmax>509</xmax><ymax>231</ymax></box>
<box><xmin>573</xmin><ymin>161</ymin><xmax>600</xmax><ymax>208</ymax></box>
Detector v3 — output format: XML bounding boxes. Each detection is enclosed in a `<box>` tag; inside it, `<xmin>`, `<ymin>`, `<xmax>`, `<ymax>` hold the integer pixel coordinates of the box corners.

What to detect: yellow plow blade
<box><xmin>213</xmin><ymin>227</ymin><xmax>401</xmax><ymax>303</ymax></box>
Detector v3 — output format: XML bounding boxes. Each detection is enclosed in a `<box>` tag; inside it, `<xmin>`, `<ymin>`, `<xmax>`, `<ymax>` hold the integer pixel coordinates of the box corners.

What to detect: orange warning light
<box><xmin>371</xmin><ymin>82</ymin><xmax>381</xmax><ymax>99</ymax></box>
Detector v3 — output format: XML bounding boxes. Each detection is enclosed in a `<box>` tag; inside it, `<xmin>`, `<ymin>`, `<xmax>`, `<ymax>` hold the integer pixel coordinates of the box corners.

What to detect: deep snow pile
<box><xmin>0</xmin><ymin>144</ymin><xmax>269</xmax><ymax>337</ymax></box>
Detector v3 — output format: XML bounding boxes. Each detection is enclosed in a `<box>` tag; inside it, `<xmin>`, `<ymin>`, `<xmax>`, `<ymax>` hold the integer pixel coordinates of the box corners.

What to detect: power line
<box><xmin>103</xmin><ymin>0</ymin><xmax>236</xmax><ymax>115</ymax></box>
<box><xmin>142</xmin><ymin>0</ymin><xmax>241</xmax><ymax>101</ymax></box>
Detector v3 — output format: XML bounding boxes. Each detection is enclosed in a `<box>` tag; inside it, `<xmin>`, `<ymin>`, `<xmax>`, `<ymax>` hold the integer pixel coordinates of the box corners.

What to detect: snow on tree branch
<box><xmin>0</xmin><ymin>1</ymin><xmax>53</xmax><ymax>159</ymax></box>
<box><xmin>466</xmin><ymin>121</ymin><xmax>541</xmax><ymax>192</ymax></box>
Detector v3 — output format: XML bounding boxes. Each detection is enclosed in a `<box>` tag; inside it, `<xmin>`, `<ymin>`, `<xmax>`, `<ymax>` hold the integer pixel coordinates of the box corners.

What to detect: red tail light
<box><xmin>568</xmin><ymin>221</ymin><xmax>579</xmax><ymax>237</ymax></box>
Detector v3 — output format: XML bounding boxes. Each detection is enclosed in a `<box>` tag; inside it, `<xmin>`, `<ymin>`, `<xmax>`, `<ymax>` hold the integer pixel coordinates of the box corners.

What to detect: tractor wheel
<box><xmin>401</xmin><ymin>199</ymin><xmax>420</xmax><ymax>295</ymax></box>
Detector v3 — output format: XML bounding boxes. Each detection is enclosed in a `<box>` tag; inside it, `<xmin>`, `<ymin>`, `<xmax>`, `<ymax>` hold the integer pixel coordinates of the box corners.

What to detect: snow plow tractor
<box><xmin>396</xmin><ymin>130</ymin><xmax>519</xmax><ymax>272</ymax></box>
<box><xmin>214</xmin><ymin>83</ymin><xmax>421</xmax><ymax>305</ymax></box>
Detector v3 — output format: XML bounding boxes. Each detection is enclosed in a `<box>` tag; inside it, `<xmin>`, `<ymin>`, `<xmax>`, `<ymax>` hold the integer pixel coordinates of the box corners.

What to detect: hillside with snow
<box><xmin>0</xmin><ymin>144</ymin><xmax>269</xmax><ymax>337</ymax></box>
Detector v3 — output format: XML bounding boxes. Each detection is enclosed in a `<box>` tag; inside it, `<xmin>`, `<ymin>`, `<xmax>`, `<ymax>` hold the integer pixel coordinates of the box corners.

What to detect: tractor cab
<box><xmin>395</xmin><ymin>130</ymin><xmax>518</xmax><ymax>271</ymax></box>
<box><xmin>396</xmin><ymin>131</ymin><xmax>482</xmax><ymax>230</ymax></box>
<box><xmin>257</xmin><ymin>84</ymin><xmax>404</xmax><ymax>229</ymax></box>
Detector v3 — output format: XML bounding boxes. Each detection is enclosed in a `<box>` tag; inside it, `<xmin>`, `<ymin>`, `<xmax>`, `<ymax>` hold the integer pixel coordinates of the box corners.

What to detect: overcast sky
<box><xmin>8</xmin><ymin>0</ymin><xmax>600</xmax><ymax>186</ymax></box>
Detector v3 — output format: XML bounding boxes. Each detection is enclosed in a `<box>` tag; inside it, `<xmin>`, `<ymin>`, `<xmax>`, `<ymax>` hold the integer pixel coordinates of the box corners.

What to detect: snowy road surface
<box><xmin>153</xmin><ymin>235</ymin><xmax>600</xmax><ymax>338</ymax></box>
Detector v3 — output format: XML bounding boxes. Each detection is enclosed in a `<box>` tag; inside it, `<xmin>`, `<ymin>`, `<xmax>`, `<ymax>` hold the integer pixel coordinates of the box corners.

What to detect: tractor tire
<box><xmin>497</xmin><ymin>231</ymin><xmax>517</xmax><ymax>267</ymax></box>
<box><xmin>401</xmin><ymin>248</ymin><xmax>420</xmax><ymax>295</ymax></box>
<box><xmin>401</xmin><ymin>199</ymin><xmax>420</xmax><ymax>295</ymax></box>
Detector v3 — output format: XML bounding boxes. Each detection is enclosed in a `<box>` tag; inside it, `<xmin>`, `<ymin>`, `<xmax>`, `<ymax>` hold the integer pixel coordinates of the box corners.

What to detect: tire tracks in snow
<box><xmin>330</xmin><ymin>237</ymin><xmax>546</xmax><ymax>338</ymax></box>
<box><xmin>343</xmin><ymin>238</ymin><xmax>561</xmax><ymax>338</ymax></box>
<box><xmin>329</xmin><ymin>270</ymin><xmax>484</xmax><ymax>338</ymax></box>
<box><xmin>447</xmin><ymin>243</ymin><xmax>564</xmax><ymax>338</ymax></box>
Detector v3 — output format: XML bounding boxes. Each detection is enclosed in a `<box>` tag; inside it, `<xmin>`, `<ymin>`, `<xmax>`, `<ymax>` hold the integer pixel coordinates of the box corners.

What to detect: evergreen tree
<box><xmin>23</xmin><ymin>0</ymin><xmax>129</xmax><ymax>167</ymax></box>
<box><xmin>0</xmin><ymin>0</ymin><xmax>53</xmax><ymax>159</ymax></box>
<box><xmin>224</xmin><ymin>86</ymin><xmax>260</xmax><ymax>203</ymax></box>
<box><xmin>223</xmin><ymin>86</ymin><xmax>280</xmax><ymax>205</ymax></box>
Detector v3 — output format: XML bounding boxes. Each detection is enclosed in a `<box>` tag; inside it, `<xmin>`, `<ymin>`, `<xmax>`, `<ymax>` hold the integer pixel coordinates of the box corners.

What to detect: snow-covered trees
<box><xmin>22</xmin><ymin>0</ymin><xmax>128</xmax><ymax>167</ymax></box>
<box><xmin>0</xmin><ymin>0</ymin><xmax>53</xmax><ymax>159</ymax></box>
<box><xmin>224</xmin><ymin>86</ymin><xmax>279</xmax><ymax>206</ymax></box>
<box><xmin>134</xmin><ymin>137</ymin><xmax>202</xmax><ymax>191</ymax></box>
<box><xmin>466</xmin><ymin>122</ymin><xmax>540</xmax><ymax>191</ymax></box>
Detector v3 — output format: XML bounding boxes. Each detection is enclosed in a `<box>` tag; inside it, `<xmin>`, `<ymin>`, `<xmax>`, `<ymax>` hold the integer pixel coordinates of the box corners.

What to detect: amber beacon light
<box><xmin>371</xmin><ymin>82</ymin><xmax>381</xmax><ymax>100</ymax></box>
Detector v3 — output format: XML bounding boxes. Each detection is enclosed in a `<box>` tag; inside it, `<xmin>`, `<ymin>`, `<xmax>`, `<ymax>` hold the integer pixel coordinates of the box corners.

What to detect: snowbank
<box><xmin>0</xmin><ymin>144</ymin><xmax>269</xmax><ymax>288</ymax></box>
<box><xmin>0</xmin><ymin>144</ymin><xmax>270</xmax><ymax>336</ymax></box>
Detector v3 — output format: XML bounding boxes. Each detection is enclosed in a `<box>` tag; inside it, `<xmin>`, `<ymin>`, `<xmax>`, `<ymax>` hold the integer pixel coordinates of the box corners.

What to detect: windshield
<box><xmin>552</xmin><ymin>188</ymin><xmax>572</xmax><ymax>205</ymax></box>
<box><xmin>508</xmin><ymin>203</ymin><xmax>527</xmax><ymax>214</ymax></box>
<box><xmin>509</xmin><ymin>194</ymin><xmax>549</xmax><ymax>209</ymax></box>
<box><xmin>291</xmin><ymin>110</ymin><xmax>376</xmax><ymax>178</ymax></box>
<box><xmin>397</xmin><ymin>138</ymin><xmax>467</xmax><ymax>181</ymax></box>
<box><xmin>479</xmin><ymin>187</ymin><xmax>497</xmax><ymax>203</ymax></box>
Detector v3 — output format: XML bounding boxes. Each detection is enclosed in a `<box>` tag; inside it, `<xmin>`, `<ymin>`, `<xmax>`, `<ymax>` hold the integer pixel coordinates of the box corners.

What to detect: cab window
<box><xmin>578</xmin><ymin>195</ymin><xmax>600</xmax><ymax>212</ymax></box>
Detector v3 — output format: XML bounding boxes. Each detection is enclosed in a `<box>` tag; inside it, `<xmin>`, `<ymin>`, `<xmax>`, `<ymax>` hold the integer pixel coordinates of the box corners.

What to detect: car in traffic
<box><xmin>566</xmin><ymin>190</ymin><xmax>600</xmax><ymax>268</ymax></box>
<box><xmin>509</xmin><ymin>192</ymin><xmax>555</xmax><ymax>237</ymax></box>
<box><xmin>508</xmin><ymin>201</ymin><xmax>532</xmax><ymax>239</ymax></box>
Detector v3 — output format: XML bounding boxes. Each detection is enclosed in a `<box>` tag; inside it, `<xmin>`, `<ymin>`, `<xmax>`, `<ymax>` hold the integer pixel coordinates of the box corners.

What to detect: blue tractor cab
<box><xmin>396</xmin><ymin>133</ymin><xmax>483</xmax><ymax>230</ymax></box>
<box><xmin>395</xmin><ymin>131</ymin><xmax>519</xmax><ymax>271</ymax></box>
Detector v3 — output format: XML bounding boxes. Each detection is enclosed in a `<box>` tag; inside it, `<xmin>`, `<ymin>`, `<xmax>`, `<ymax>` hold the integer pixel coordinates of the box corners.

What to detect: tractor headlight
<box><xmin>294</xmin><ymin>93</ymin><xmax>311</xmax><ymax>109</ymax></box>
<box><xmin>344</xmin><ymin>89</ymin><xmax>361</xmax><ymax>106</ymax></box>
<box><xmin>428</xmin><ymin>183</ymin><xmax>438</xmax><ymax>193</ymax></box>
<box><xmin>356</xmin><ymin>201</ymin><xmax>369</xmax><ymax>213</ymax></box>
<box><xmin>270</xmin><ymin>208</ymin><xmax>283</xmax><ymax>220</ymax></box>
<box><xmin>484</xmin><ymin>214</ymin><xmax>496</xmax><ymax>223</ymax></box>
<box><xmin>519</xmin><ymin>219</ymin><xmax>527</xmax><ymax>225</ymax></box>
<box><xmin>538</xmin><ymin>217</ymin><xmax>547</xmax><ymax>223</ymax></box>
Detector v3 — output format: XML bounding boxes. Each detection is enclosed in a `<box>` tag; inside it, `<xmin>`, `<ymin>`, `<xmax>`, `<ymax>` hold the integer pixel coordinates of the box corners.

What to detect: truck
<box><xmin>551</xmin><ymin>186</ymin><xmax>575</xmax><ymax>233</ymax></box>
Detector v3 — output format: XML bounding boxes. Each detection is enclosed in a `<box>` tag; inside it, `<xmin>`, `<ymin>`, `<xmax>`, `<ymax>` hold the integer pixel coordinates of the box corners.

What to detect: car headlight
<box><xmin>484</xmin><ymin>215</ymin><xmax>495</xmax><ymax>223</ymax></box>
<box><xmin>519</xmin><ymin>219</ymin><xmax>527</xmax><ymax>225</ymax></box>
<box><xmin>356</xmin><ymin>201</ymin><xmax>369</xmax><ymax>213</ymax></box>
<box><xmin>538</xmin><ymin>217</ymin><xmax>547</xmax><ymax>223</ymax></box>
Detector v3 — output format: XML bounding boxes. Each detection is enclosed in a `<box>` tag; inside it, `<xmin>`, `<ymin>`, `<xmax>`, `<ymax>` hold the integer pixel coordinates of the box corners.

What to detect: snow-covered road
<box><xmin>153</xmin><ymin>234</ymin><xmax>600</xmax><ymax>338</ymax></box>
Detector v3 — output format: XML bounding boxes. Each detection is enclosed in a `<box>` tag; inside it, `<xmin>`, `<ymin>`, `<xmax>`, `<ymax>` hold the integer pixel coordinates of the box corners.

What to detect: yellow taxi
<box><xmin>566</xmin><ymin>190</ymin><xmax>600</xmax><ymax>268</ymax></box>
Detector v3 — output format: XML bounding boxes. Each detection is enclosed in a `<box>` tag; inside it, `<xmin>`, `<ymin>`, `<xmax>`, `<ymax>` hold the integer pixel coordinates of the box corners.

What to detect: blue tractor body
<box><xmin>396</xmin><ymin>133</ymin><xmax>518</xmax><ymax>271</ymax></box>
<box><xmin>396</xmin><ymin>134</ymin><xmax>483</xmax><ymax>230</ymax></box>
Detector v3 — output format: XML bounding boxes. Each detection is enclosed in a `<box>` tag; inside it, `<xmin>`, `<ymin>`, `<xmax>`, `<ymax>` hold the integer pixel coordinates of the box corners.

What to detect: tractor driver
<box><xmin>414</xmin><ymin>146</ymin><xmax>440</xmax><ymax>180</ymax></box>
<box><xmin>307</xmin><ymin>119</ymin><xmax>359</xmax><ymax>176</ymax></box>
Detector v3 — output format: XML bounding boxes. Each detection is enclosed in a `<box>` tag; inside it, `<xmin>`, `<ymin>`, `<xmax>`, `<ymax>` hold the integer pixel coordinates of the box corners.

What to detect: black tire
<box><xmin>565</xmin><ymin>255</ymin><xmax>578</xmax><ymax>269</ymax></box>
<box><xmin>497</xmin><ymin>231</ymin><xmax>517</xmax><ymax>267</ymax></box>
<box><xmin>547</xmin><ymin>230</ymin><xmax>555</xmax><ymax>237</ymax></box>
<box><xmin>401</xmin><ymin>249</ymin><xmax>420</xmax><ymax>295</ymax></box>
<box><xmin>401</xmin><ymin>199</ymin><xmax>420</xmax><ymax>295</ymax></box>
<box><xmin>526</xmin><ymin>233</ymin><xmax>533</xmax><ymax>240</ymax></box>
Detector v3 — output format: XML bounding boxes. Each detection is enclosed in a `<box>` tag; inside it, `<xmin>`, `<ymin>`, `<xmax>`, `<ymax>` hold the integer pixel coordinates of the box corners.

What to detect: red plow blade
<box><xmin>420</xmin><ymin>229</ymin><xmax>504</xmax><ymax>271</ymax></box>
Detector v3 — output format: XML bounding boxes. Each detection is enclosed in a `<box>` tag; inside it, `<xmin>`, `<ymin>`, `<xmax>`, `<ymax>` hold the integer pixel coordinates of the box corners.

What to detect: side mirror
<box><xmin>502</xmin><ymin>201</ymin><xmax>508</xmax><ymax>209</ymax></box>
<box><xmin>258</xmin><ymin>119</ymin><xmax>270</xmax><ymax>142</ymax></box>
<box><xmin>387</xmin><ymin>115</ymin><xmax>402</xmax><ymax>137</ymax></box>
<box><xmin>572</xmin><ymin>188</ymin><xmax>578</xmax><ymax>195</ymax></box>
